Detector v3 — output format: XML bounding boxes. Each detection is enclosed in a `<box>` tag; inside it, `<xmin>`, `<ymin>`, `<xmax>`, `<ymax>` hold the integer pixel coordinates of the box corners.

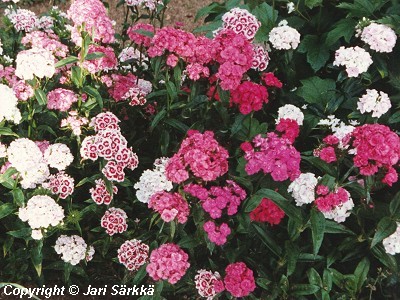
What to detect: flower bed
<box><xmin>0</xmin><ymin>0</ymin><xmax>399</xmax><ymax>298</ymax></box>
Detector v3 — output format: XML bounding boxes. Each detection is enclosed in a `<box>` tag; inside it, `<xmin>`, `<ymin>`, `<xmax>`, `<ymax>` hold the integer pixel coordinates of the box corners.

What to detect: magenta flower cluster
<box><xmin>223</xmin><ymin>262</ymin><xmax>256</xmax><ymax>297</ymax></box>
<box><xmin>148</xmin><ymin>191</ymin><xmax>189</xmax><ymax>224</ymax></box>
<box><xmin>315</xmin><ymin>185</ymin><xmax>350</xmax><ymax>213</ymax></box>
<box><xmin>146</xmin><ymin>243</ymin><xmax>190</xmax><ymax>284</ymax></box>
<box><xmin>230</xmin><ymin>81</ymin><xmax>268</xmax><ymax>114</ymax></box>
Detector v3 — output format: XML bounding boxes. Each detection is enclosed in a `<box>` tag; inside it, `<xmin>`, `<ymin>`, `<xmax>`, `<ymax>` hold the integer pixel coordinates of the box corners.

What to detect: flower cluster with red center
<box><xmin>146</xmin><ymin>243</ymin><xmax>190</xmax><ymax>284</ymax></box>
<box><xmin>194</xmin><ymin>269</ymin><xmax>225</xmax><ymax>299</ymax></box>
<box><xmin>117</xmin><ymin>239</ymin><xmax>149</xmax><ymax>271</ymax></box>
<box><xmin>221</xmin><ymin>8</ymin><xmax>261</xmax><ymax>41</ymax></box>
<box><xmin>100</xmin><ymin>207</ymin><xmax>128</xmax><ymax>236</ymax></box>
<box><xmin>249</xmin><ymin>198</ymin><xmax>285</xmax><ymax>225</ymax></box>
<box><xmin>90</xmin><ymin>178</ymin><xmax>118</xmax><ymax>205</ymax></box>
<box><xmin>148</xmin><ymin>191</ymin><xmax>189</xmax><ymax>224</ymax></box>
<box><xmin>42</xmin><ymin>171</ymin><xmax>74</xmax><ymax>199</ymax></box>
<box><xmin>165</xmin><ymin>130</ymin><xmax>229</xmax><ymax>183</ymax></box>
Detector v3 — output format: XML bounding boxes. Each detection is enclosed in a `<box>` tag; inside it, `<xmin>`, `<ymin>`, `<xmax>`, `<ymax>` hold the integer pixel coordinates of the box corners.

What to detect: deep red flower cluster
<box><xmin>249</xmin><ymin>198</ymin><xmax>285</xmax><ymax>225</ymax></box>
<box><xmin>230</xmin><ymin>81</ymin><xmax>268</xmax><ymax>114</ymax></box>
<box><xmin>223</xmin><ymin>262</ymin><xmax>256</xmax><ymax>297</ymax></box>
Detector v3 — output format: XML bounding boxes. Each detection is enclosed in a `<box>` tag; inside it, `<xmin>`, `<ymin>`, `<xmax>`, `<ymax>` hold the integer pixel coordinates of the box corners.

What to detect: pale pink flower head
<box><xmin>47</xmin><ymin>88</ymin><xmax>78</xmax><ymax>112</ymax></box>
<box><xmin>148</xmin><ymin>191</ymin><xmax>189</xmax><ymax>224</ymax></box>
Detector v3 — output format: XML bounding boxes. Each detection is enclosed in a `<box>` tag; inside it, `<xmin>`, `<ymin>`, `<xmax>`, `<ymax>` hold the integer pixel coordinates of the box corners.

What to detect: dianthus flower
<box><xmin>360</xmin><ymin>23</ymin><xmax>397</xmax><ymax>53</ymax></box>
<box><xmin>223</xmin><ymin>262</ymin><xmax>256</xmax><ymax>297</ymax></box>
<box><xmin>249</xmin><ymin>198</ymin><xmax>285</xmax><ymax>225</ymax></box>
<box><xmin>5</xmin><ymin>8</ymin><xmax>38</xmax><ymax>32</ymax></box>
<box><xmin>134</xmin><ymin>157</ymin><xmax>173</xmax><ymax>203</ymax></box>
<box><xmin>383</xmin><ymin>223</ymin><xmax>400</xmax><ymax>255</ymax></box>
<box><xmin>230</xmin><ymin>81</ymin><xmax>268</xmax><ymax>114</ymax></box>
<box><xmin>287</xmin><ymin>173</ymin><xmax>318</xmax><ymax>206</ymax></box>
<box><xmin>242</xmin><ymin>133</ymin><xmax>301</xmax><ymax>181</ymax></box>
<box><xmin>108</xmin><ymin>73</ymin><xmax>137</xmax><ymax>102</ymax></box>
<box><xmin>118</xmin><ymin>239</ymin><xmax>149</xmax><ymax>271</ymax></box>
<box><xmin>276</xmin><ymin>119</ymin><xmax>300</xmax><ymax>143</ymax></box>
<box><xmin>90</xmin><ymin>111</ymin><xmax>121</xmax><ymax>132</ymax></box>
<box><xmin>148</xmin><ymin>191</ymin><xmax>189</xmax><ymax>224</ymax></box>
<box><xmin>90</xmin><ymin>178</ymin><xmax>118</xmax><ymax>205</ymax></box>
<box><xmin>54</xmin><ymin>235</ymin><xmax>93</xmax><ymax>265</ymax></box>
<box><xmin>127</xmin><ymin>23</ymin><xmax>155</xmax><ymax>47</ymax></box>
<box><xmin>67</xmin><ymin>0</ymin><xmax>115</xmax><ymax>45</ymax></box>
<box><xmin>333</xmin><ymin>46</ymin><xmax>373</xmax><ymax>77</ymax></box>
<box><xmin>146</xmin><ymin>243</ymin><xmax>190</xmax><ymax>284</ymax></box>
<box><xmin>81</xmin><ymin>45</ymin><xmax>118</xmax><ymax>74</ymax></box>
<box><xmin>276</xmin><ymin>104</ymin><xmax>304</xmax><ymax>125</ymax></box>
<box><xmin>269</xmin><ymin>20</ymin><xmax>300</xmax><ymax>50</ymax></box>
<box><xmin>315</xmin><ymin>186</ymin><xmax>354</xmax><ymax>222</ymax></box>
<box><xmin>19</xmin><ymin>195</ymin><xmax>64</xmax><ymax>240</ymax></box>
<box><xmin>60</xmin><ymin>111</ymin><xmax>89</xmax><ymax>136</ymax></box>
<box><xmin>125</xmin><ymin>0</ymin><xmax>162</xmax><ymax>10</ymax></box>
<box><xmin>203</xmin><ymin>221</ymin><xmax>231</xmax><ymax>245</ymax></box>
<box><xmin>15</xmin><ymin>48</ymin><xmax>55</xmax><ymax>80</ymax></box>
<box><xmin>221</xmin><ymin>8</ymin><xmax>260</xmax><ymax>40</ymax></box>
<box><xmin>195</xmin><ymin>269</ymin><xmax>225</xmax><ymax>299</ymax></box>
<box><xmin>42</xmin><ymin>171</ymin><xmax>74</xmax><ymax>199</ymax></box>
<box><xmin>38</xmin><ymin>16</ymin><xmax>54</xmax><ymax>31</ymax></box>
<box><xmin>351</xmin><ymin>124</ymin><xmax>399</xmax><ymax>185</ymax></box>
<box><xmin>166</xmin><ymin>130</ymin><xmax>229</xmax><ymax>183</ymax></box>
<box><xmin>0</xmin><ymin>84</ymin><xmax>22</xmax><ymax>124</ymax></box>
<box><xmin>12</xmin><ymin>80</ymin><xmax>34</xmax><ymax>101</ymax></box>
<box><xmin>44</xmin><ymin>143</ymin><xmax>74</xmax><ymax>171</ymax></box>
<box><xmin>184</xmin><ymin>180</ymin><xmax>246</xmax><ymax>219</ymax></box>
<box><xmin>357</xmin><ymin>89</ymin><xmax>391</xmax><ymax>118</ymax></box>
<box><xmin>21</xmin><ymin>30</ymin><xmax>68</xmax><ymax>58</ymax></box>
<box><xmin>213</xmin><ymin>29</ymin><xmax>254</xmax><ymax>90</ymax></box>
<box><xmin>101</xmin><ymin>207</ymin><xmax>128</xmax><ymax>236</ymax></box>
<box><xmin>47</xmin><ymin>88</ymin><xmax>78</xmax><ymax>112</ymax></box>
<box><xmin>262</xmin><ymin>72</ymin><xmax>283</xmax><ymax>88</ymax></box>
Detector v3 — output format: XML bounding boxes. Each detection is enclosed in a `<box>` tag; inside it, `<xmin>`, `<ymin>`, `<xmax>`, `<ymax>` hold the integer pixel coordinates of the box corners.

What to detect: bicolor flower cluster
<box><xmin>118</xmin><ymin>239</ymin><xmax>149</xmax><ymax>271</ymax></box>
<box><xmin>221</xmin><ymin>8</ymin><xmax>261</xmax><ymax>40</ymax></box>
<box><xmin>101</xmin><ymin>207</ymin><xmax>128</xmax><ymax>235</ymax></box>
<box><xmin>90</xmin><ymin>179</ymin><xmax>118</xmax><ymax>205</ymax></box>
<box><xmin>194</xmin><ymin>269</ymin><xmax>225</xmax><ymax>299</ymax></box>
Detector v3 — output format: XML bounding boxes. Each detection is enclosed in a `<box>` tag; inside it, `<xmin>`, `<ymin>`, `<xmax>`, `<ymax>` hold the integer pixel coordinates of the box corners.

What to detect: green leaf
<box><xmin>82</xmin><ymin>86</ymin><xmax>103</xmax><ymax>110</ymax></box>
<box><xmin>253</xmin><ymin>3</ymin><xmax>278</xmax><ymax>32</ymax></box>
<box><xmin>337</xmin><ymin>0</ymin><xmax>388</xmax><ymax>17</ymax></box>
<box><xmin>325</xmin><ymin>19</ymin><xmax>357</xmax><ymax>46</ymax></box>
<box><xmin>195</xmin><ymin>2</ymin><xmax>223</xmax><ymax>22</ymax></box>
<box><xmin>0</xmin><ymin>127</ymin><xmax>19</xmax><ymax>137</ymax></box>
<box><xmin>54</xmin><ymin>56</ymin><xmax>79</xmax><ymax>68</ymax></box>
<box><xmin>305</xmin><ymin>0</ymin><xmax>323</xmax><ymax>9</ymax></box>
<box><xmin>7</xmin><ymin>228</ymin><xmax>31</xmax><ymax>239</ymax></box>
<box><xmin>298</xmin><ymin>35</ymin><xmax>330</xmax><ymax>71</ymax></box>
<box><xmin>0</xmin><ymin>203</ymin><xmax>15</xmax><ymax>219</ymax></box>
<box><xmin>71</xmin><ymin>66</ymin><xmax>83</xmax><ymax>88</ymax></box>
<box><xmin>302</xmin><ymin>156</ymin><xmax>337</xmax><ymax>176</ymax></box>
<box><xmin>132</xmin><ymin>264</ymin><xmax>148</xmax><ymax>284</ymax></box>
<box><xmin>324</xmin><ymin>220</ymin><xmax>356</xmax><ymax>235</ymax></box>
<box><xmin>388</xmin><ymin>111</ymin><xmax>400</xmax><ymax>124</ymax></box>
<box><xmin>371</xmin><ymin>217</ymin><xmax>397</xmax><ymax>248</ymax></box>
<box><xmin>164</xmin><ymin>118</ymin><xmax>189</xmax><ymax>134</ymax></box>
<box><xmin>290</xmin><ymin>284</ymin><xmax>320</xmax><ymax>296</ymax></box>
<box><xmin>256</xmin><ymin>278</ymin><xmax>272</xmax><ymax>290</ymax></box>
<box><xmin>12</xmin><ymin>189</ymin><xmax>25</xmax><ymax>207</ymax></box>
<box><xmin>371</xmin><ymin>245</ymin><xmax>397</xmax><ymax>270</ymax></box>
<box><xmin>390</xmin><ymin>191</ymin><xmax>400</xmax><ymax>217</ymax></box>
<box><xmin>31</xmin><ymin>240</ymin><xmax>43</xmax><ymax>276</ymax></box>
<box><xmin>85</xmin><ymin>52</ymin><xmax>105</xmax><ymax>60</ymax></box>
<box><xmin>132</xmin><ymin>29</ymin><xmax>155</xmax><ymax>38</ymax></box>
<box><xmin>34</xmin><ymin>89</ymin><xmax>47</xmax><ymax>106</ymax></box>
<box><xmin>254</xmin><ymin>189</ymin><xmax>302</xmax><ymax>223</ymax></box>
<box><xmin>307</xmin><ymin>268</ymin><xmax>323</xmax><ymax>287</ymax></box>
<box><xmin>253</xmin><ymin>223</ymin><xmax>283</xmax><ymax>257</ymax></box>
<box><xmin>354</xmin><ymin>257</ymin><xmax>370</xmax><ymax>292</ymax></box>
<box><xmin>286</xmin><ymin>241</ymin><xmax>299</xmax><ymax>276</ymax></box>
<box><xmin>244</xmin><ymin>195</ymin><xmax>263</xmax><ymax>213</ymax></box>
<box><xmin>310</xmin><ymin>208</ymin><xmax>325</xmax><ymax>256</ymax></box>
<box><xmin>297</xmin><ymin>76</ymin><xmax>336</xmax><ymax>107</ymax></box>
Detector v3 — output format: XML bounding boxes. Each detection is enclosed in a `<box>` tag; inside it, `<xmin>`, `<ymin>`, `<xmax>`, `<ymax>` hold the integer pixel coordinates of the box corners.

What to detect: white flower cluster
<box><xmin>360</xmin><ymin>23</ymin><xmax>397</xmax><ymax>53</ymax></box>
<box><xmin>0</xmin><ymin>84</ymin><xmax>22</xmax><ymax>124</ymax></box>
<box><xmin>18</xmin><ymin>195</ymin><xmax>64</xmax><ymax>240</ymax></box>
<box><xmin>134</xmin><ymin>157</ymin><xmax>173</xmax><ymax>203</ymax></box>
<box><xmin>318</xmin><ymin>116</ymin><xmax>355</xmax><ymax>149</ymax></box>
<box><xmin>333</xmin><ymin>46</ymin><xmax>373</xmax><ymax>77</ymax></box>
<box><xmin>269</xmin><ymin>20</ymin><xmax>301</xmax><ymax>50</ymax></box>
<box><xmin>383</xmin><ymin>223</ymin><xmax>400</xmax><ymax>255</ymax></box>
<box><xmin>44</xmin><ymin>143</ymin><xmax>74</xmax><ymax>170</ymax></box>
<box><xmin>322</xmin><ymin>191</ymin><xmax>354</xmax><ymax>223</ymax></box>
<box><xmin>7</xmin><ymin>138</ymin><xmax>50</xmax><ymax>189</ymax></box>
<box><xmin>15</xmin><ymin>48</ymin><xmax>55</xmax><ymax>80</ymax></box>
<box><xmin>125</xmin><ymin>0</ymin><xmax>162</xmax><ymax>10</ymax></box>
<box><xmin>287</xmin><ymin>173</ymin><xmax>318</xmax><ymax>206</ymax></box>
<box><xmin>137</xmin><ymin>79</ymin><xmax>153</xmax><ymax>95</ymax></box>
<box><xmin>357</xmin><ymin>89</ymin><xmax>391</xmax><ymax>118</ymax></box>
<box><xmin>0</xmin><ymin>143</ymin><xmax>6</xmax><ymax>158</ymax></box>
<box><xmin>54</xmin><ymin>235</ymin><xmax>93</xmax><ymax>265</ymax></box>
<box><xmin>276</xmin><ymin>104</ymin><xmax>304</xmax><ymax>125</ymax></box>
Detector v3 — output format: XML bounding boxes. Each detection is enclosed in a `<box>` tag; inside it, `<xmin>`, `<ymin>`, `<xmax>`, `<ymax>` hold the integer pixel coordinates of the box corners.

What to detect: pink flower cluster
<box><xmin>146</xmin><ymin>243</ymin><xmax>190</xmax><ymax>284</ymax></box>
<box><xmin>81</xmin><ymin>112</ymin><xmax>139</xmax><ymax>182</ymax></box>
<box><xmin>118</xmin><ymin>239</ymin><xmax>149</xmax><ymax>271</ymax></box>
<box><xmin>127</xmin><ymin>23</ymin><xmax>155</xmax><ymax>47</ymax></box>
<box><xmin>148</xmin><ymin>191</ymin><xmax>189</xmax><ymax>224</ymax></box>
<box><xmin>241</xmin><ymin>133</ymin><xmax>301</xmax><ymax>181</ymax></box>
<box><xmin>105</xmin><ymin>74</ymin><xmax>150</xmax><ymax>106</ymax></box>
<box><xmin>60</xmin><ymin>111</ymin><xmax>89</xmax><ymax>136</ymax></box>
<box><xmin>223</xmin><ymin>262</ymin><xmax>256</xmax><ymax>297</ymax></box>
<box><xmin>90</xmin><ymin>178</ymin><xmax>118</xmax><ymax>205</ymax></box>
<box><xmin>262</xmin><ymin>72</ymin><xmax>283</xmax><ymax>88</ymax></box>
<box><xmin>276</xmin><ymin>119</ymin><xmax>300</xmax><ymax>144</ymax></box>
<box><xmin>194</xmin><ymin>269</ymin><xmax>225</xmax><ymax>299</ymax></box>
<box><xmin>249</xmin><ymin>198</ymin><xmax>285</xmax><ymax>225</ymax></box>
<box><xmin>5</xmin><ymin>8</ymin><xmax>38</xmax><ymax>32</ymax></box>
<box><xmin>100</xmin><ymin>207</ymin><xmax>128</xmax><ymax>235</ymax></box>
<box><xmin>21</xmin><ymin>31</ymin><xmax>68</xmax><ymax>58</ymax></box>
<box><xmin>230</xmin><ymin>81</ymin><xmax>268</xmax><ymax>114</ymax></box>
<box><xmin>13</xmin><ymin>80</ymin><xmax>34</xmax><ymax>101</ymax></box>
<box><xmin>67</xmin><ymin>0</ymin><xmax>115</xmax><ymax>45</ymax></box>
<box><xmin>221</xmin><ymin>8</ymin><xmax>260</xmax><ymax>41</ymax></box>
<box><xmin>213</xmin><ymin>29</ymin><xmax>254</xmax><ymax>90</ymax></box>
<box><xmin>42</xmin><ymin>171</ymin><xmax>74</xmax><ymax>199</ymax></box>
<box><xmin>315</xmin><ymin>185</ymin><xmax>349</xmax><ymax>212</ymax></box>
<box><xmin>166</xmin><ymin>130</ymin><xmax>229</xmax><ymax>183</ymax></box>
<box><xmin>351</xmin><ymin>124</ymin><xmax>399</xmax><ymax>186</ymax></box>
<box><xmin>81</xmin><ymin>45</ymin><xmax>118</xmax><ymax>74</ymax></box>
<box><xmin>47</xmin><ymin>88</ymin><xmax>78</xmax><ymax>112</ymax></box>
<box><xmin>203</xmin><ymin>221</ymin><xmax>231</xmax><ymax>246</ymax></box>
